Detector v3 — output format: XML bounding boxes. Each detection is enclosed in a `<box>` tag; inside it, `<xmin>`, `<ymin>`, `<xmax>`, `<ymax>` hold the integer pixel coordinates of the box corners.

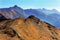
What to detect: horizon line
<box><xmin>0</xmin><ymin>5</ymin><xmax>60</xmax><ymax>12</ymax></box>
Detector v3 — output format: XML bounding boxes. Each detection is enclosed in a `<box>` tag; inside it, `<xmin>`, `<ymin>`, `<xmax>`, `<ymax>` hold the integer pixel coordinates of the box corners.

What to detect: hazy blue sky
<box><xmin>0</xmin><ymin>0</ymin><xmax>60</xmax><ymax>11</ymax></box>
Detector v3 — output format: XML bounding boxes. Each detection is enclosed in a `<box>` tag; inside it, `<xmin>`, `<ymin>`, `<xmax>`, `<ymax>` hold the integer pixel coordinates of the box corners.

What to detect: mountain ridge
<box><xmin>0</xmin><ymin>5</ymin><xmax>60</xmax><ymax>28</ymax></box>
<box><xmin>0</xmin><ymin>15</ymin><xmax>60</xmax><ymax>40</ymax></box>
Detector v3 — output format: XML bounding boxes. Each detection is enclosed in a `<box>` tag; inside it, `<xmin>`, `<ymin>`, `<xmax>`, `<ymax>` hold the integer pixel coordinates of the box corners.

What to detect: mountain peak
<box><xmin>14</xmin><ymin>5</ymin><xmax>18</xmax><ymax>7</ymax></box>
<box><xmin>13</xmin><ymin>5</ymin><xmax>19</xmax><ymax>8</ymax></box>
<box><xmin>52</xmin><ymin>9</ymin><xmax>58</xmax><ymax>12</ymax></box>
<box><xmin>26</xmin><ymin>15</ymin><xmax>40</xmax><ymax>24</ymax></box>
<box><xmin>42</xmin><ymin>8</ymin><xmax>46</xmax><ymax>10</ymax></box>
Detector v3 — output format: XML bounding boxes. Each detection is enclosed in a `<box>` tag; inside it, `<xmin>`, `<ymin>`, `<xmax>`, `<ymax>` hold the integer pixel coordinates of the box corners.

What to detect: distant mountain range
<box><xmin>0</xmin><ymin>5</ymin><xmax>60</xmax><ymax>28</ymax></box>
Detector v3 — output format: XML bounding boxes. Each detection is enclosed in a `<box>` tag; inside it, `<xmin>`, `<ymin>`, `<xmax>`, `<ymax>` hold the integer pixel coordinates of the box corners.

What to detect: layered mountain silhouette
<box><xmin>25</xmin><ymin>8</ymin><xmax>60</xmax><ymax>28</ymax></box>
<box><xmin>0</xmin><ymin>15</ymin><xmax>60</xmax><ymax>40</ymax></box>
<box><xmin>0</xmin><ymin>5</ymin><xmax>60</xmax><ymax>28</ymax></box>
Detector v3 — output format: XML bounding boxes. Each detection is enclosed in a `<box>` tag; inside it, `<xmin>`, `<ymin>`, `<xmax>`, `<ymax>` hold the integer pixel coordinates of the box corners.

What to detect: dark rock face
<box><xmin>0</xmin><ymin>14</ymin><xmax>7</xmax><ymax>21</ymax></box>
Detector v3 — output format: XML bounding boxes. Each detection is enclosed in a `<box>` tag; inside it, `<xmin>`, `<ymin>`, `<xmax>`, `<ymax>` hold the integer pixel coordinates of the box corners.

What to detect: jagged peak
<box><xmin>13</xmin><ymin>5</ymin><xmax>22</xmax><ymax>9</ymax></box>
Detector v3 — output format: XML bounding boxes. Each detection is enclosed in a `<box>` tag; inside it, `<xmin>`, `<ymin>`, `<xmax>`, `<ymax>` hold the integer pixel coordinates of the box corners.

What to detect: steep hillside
<box><xmin>0</xmin><ymin>15</ymin><xmax>60</xmax><ymax>40</ymax></box>
<box><xmin>0</xmin><ymin>5</ymin><xmax>26</xmax><ymax>19</ymax></box>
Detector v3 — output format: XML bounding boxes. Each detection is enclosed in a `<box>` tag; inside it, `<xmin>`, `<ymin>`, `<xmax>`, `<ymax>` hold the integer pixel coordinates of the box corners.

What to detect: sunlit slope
<box><xmin>0</xmin><ymin>16</ymin><xmax>60</xmax><ymax>40</ymax></box>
